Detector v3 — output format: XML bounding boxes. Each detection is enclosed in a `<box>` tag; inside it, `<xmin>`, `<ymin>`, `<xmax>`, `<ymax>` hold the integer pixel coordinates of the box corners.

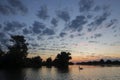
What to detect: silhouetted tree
<box><xmin>7</xmin><ymin>35</ymin><xmax>28</xmax><ymax>58</ymax></box>
<box><xmin>99</xmin><ymin>59</ymin><xmax>105</xmax><ymax>64</ymax></box>
<box><xmin>46</xmin><ymin>57</ymin><xmax>52</xmax><ymax>67</ymax></box>
<box><xmin>53</xmin><ymin>52</ymin><xmax>72</xmax><ymax>67</ymax></box>
<box><xmin>31</xmin><ymin>56</ymin><xmax>42</xmax><ymax>67</ymax></box>
<box><xmin>3</xmin><ymin>35</ymin><xmax>28</xmax><ymax>67</ymax></box>
<box><xmin>106</xmin><ymin>60</ymin><xmax>112</xmax><ymax>64</ymax></box>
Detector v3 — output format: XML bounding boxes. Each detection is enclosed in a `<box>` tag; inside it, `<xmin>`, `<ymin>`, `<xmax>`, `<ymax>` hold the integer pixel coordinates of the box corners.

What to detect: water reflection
<box><xmin>0</xmin><ymin>65</ymin><xmax>120</xmax><ymax>80</ymax></box>
<box><xmin>56</xmin><ymin>66</ymin><xmax>69</xmax><ymax>73</ymax></box>
<box><xmin>0</xmin><ymin>69</ymin><xmax>25</xmax><ymax>80</ymax></box>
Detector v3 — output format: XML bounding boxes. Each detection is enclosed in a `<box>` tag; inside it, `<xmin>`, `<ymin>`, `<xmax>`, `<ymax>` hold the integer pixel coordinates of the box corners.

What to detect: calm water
<box><xmin>0</xmin><ymin>65</ymin><xmax>120</xmax><ymax>80</ymax></box>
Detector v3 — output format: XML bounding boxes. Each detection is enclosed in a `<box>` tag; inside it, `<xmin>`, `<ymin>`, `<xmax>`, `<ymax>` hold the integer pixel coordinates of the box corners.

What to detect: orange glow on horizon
<box><xmin>27</xmin><ymin>53</ymin><xmax>120</xmax><ymax>63</ymax></box>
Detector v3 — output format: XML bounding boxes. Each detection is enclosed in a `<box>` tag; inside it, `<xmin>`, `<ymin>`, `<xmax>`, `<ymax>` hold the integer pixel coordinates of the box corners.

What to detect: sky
<box><xmin>0</xmin><ymin>0</ymin><xmax>120</xmax><ymax>62</ymax></box>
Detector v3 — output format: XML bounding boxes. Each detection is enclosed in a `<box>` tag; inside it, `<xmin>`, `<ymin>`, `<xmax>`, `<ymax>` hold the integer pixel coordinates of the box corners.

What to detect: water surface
<box><xmin>0</xmin><ymin>65</ymin><xmax>120</xmax><ymax>80</ymax></box>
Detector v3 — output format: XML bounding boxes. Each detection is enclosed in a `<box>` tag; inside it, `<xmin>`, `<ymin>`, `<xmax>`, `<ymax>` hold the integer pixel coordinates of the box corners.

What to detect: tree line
<box><xmin>0</xmin><ymin>35</ymin><xmax>120</xmax><ymax>68</ymax></box>
<box><xmin>0</xmin><ymin>35</ymin><xmax>72</xmax><ymax>68</ymax></box>
<box><xmin>76</xmin><ymin>59</ymin><xmax>120</xmax><ymax>65</ymax></box>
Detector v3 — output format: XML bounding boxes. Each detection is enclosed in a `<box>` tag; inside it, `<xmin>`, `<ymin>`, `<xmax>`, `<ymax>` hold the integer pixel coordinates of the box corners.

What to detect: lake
<box><xmin>0</xmin><ymin>65</ymin><xmax>120</xmax><ymax>80</ymax></box>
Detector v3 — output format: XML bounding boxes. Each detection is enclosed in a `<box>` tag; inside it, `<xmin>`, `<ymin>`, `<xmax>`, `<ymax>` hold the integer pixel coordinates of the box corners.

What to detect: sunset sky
<box><xmin>0</xmin><ymin>0</ymin><xmax>120</xmax><ymax>62</ymax></box>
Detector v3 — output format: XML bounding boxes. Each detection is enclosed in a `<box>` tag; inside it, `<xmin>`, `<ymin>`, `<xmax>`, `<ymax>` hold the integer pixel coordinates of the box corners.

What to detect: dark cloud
<box><xmin>8</xmin><ymin>0</ymin><xmax>28</xmax><ymax>13</ymax></box>
<box><xmin>0</xmin><ymin>32</ymin><xmax>6</xmax><ymax>39</ymax></box>
<box><xmin>47</xmin><ymin>36</ymin><xmax>54</xmax><ymax>40</ymax></box>
<box><xmin>59</xmin><ymin>32</ymin><xmax>67</xmax><ymax>37</ymax></box>
<box><xmin>70</xmin><ymin>34</ymin><xmax>74</xmax><ymax>38</ymax></box>
<box><xmin>0</xmin><ymin>24</ymin><xmax>2</xmax><ymax>29</ymax></box>
<box><xmin>90</xmin><ymin>12</ymin><xmax>110</xmax><ymax>26</ymax></box>
<box><xmin>32</xmin><ymin>21</ymin><xmax>45</xmax><ymax>34</ymax></box>
<box><xmin>57</xmin><ymin>10</ymin><xmax>70</xmax><ymax>22</ymax></box>
<box><xmin>94</xmin><ymin>33</ymin><xmax>102</xmax><ymax>38</ymax></box>
<box><xmin>88</xmin><ymin>41</ymin><xmax>98</xmax><ymax>43</ymax></box>
<box><xmin>68</xmin><ymin>15</ymin><xmax>87</xmax><ymax>32</ymax></box>
<box><xmin>88</xmin><ymin>12</ymin><xmax>110</xmax><ymax>31</ymax></box>
<box><xmin>42</xmin><ymin>28</ymin><xmax>55</xmax><ymax>35</ymax></box>
<box><xmin>37</xmin><ymin>36</ymin><xmax>44</xmax><ymax>41</ymax></box>
<box><xmin>37</xmin><ymin>6</ymin><xmax>49</xmax><ymax>20</ymax></box>
<box><xmin>23</xmin><ymin>28</ymin><xmax>31</xmax><ymax>35</ymax></box>
<box><xmin>112</xmin><ymin>26</ymin><xmax>116</xmax><ymax>29</ymax></box>
<box><xmin>94</xmin><ymin>5</ymin><xmax>101</xmax><ymax>12</ymax></box>
<box><xmin>87</xmin><ymin>15</ymin><xmax>93</xmax><ymax>19</ymax></box>
<box><xmin>31</xmin><ymin>43</ymin><xmax>40</xmax><ymax>47</ymax></box>
<box><xmin>79</xmin><ymin>0</ymin><xmax>94</xmax><ymax>12</ymax></box>
<box><xmin>4</xmin><ymin>21</ymin><xmax>26</xmax><ymax>32</ymax></box>
<box><xmin>0</xmin><ymin>0</ymin><xmax>28</xmax><ymax>15</ymax></box>
<box><xmin>78</xmin><ymin>33</ymin><xmax>85</xmax><ymax>36</ymax></box>
<box><xmin>39</xmin><ymin>48</ymin><xmax>46</xmax><ymax>50</ymax></box>
<box><xmin>0</xmin><ymin>4</ymin><xmax>15</xmax><ymax>15</ymax></box>
<box><xmin>51</xmin><ymin>18</ymin><xmax>58</xmax><ymax>27</ymax></box>
<box><xmin>106</xmin><ymin>19</ymin><xmax>117</xmax><ymax>28</ymax></box>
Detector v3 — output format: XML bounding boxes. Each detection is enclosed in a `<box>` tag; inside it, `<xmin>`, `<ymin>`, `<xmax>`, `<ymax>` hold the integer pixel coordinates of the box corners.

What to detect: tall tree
<box><xmin>7</xmin><ymin>35</ymin><xmax>28</xmax><ymax>59</ymax></box>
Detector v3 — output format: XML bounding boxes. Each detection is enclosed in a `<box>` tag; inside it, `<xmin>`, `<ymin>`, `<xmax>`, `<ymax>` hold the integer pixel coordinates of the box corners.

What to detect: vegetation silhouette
<box><xmin>76</xmin><ymin>59</ymin><xmax>120</xmax><ymax>66</ymax></box>
<box><xmin>53</xmin><ymin>52</ymin><xmax>72</xmax><ymax>68</ymax></box>
<box><xmin>0</xmin><ymin>35</ymin><xmax>72</xmax><ymax>68</ymax></box>
<box><xmin>0</xmin><ymin>35</ymin><xmax>28</xmax><ymax>67</ymax></box>
<box><xmin>43</xmin><ymin>57</ymin><xmax>53</xmax><ymax>68</ymax></box>
<box><xmin>0</xmin><ymin>35</ymin><xmax>120</xmax><ymax>68</ymax></box>
<box><xmin>3</xmin><ymin>69</ymin><xmax>25</xmax><ymax>80</ymax></box>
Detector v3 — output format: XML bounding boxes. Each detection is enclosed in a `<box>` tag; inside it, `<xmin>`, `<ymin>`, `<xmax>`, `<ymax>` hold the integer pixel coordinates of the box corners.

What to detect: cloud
<box><xmin>59</xmin><ymin>32</ymin><xmax>67</xmax><ymax>38</ymax></box>
<box><xmin>42</xmin><ymin>28</ymin><xmax>55</xmax><ymax>35</ymax></box>
<box><xmin>88</xmin><ymin>41</ymin><xmax>98</xmax><ymax>43</ymax></box>
<box><xmin>38</xmin><ymin>48</ymin><xmax>46</xmax><ymax>50</ymax></box>
<box><xmin>0</xmin><ymin>32</ymin><xmax>9</xmax><ymax>46</ymax></box>
<box><xmin>47</xmin><ymin>36</ymin><xmax>54</xmax><ymax>40</ymax></box>
<box><xmin>8</xmin><ymin>0</ymin><xmax>28</xmax><ymax>13</ymax></box>
<box><xmin>70</xmin><ymin>34</ymin><xmax>74</xmax><ymax>38</ymax></box>
<box><xmin>4</xmin><ymin>21</ymin><xmax>26</xmax><ymax>32</ymax></box>
<box><xmin>0</xmin><ymin>4</ymin><xmax>15</xmax><ymax>15</ymax></box>
<box><xmin>94</xmin><ymin>5</ymin><xmax>101</xmax><ymax>12</ymax></box>
<box><xmin>23</xmin><ymin>28</ymin><xmax>31</xmax><ymax>35</ymax></box>
<box><xmin>0</xmin><ymin>32</ymin><xmax>6</xmax><ymax>39</ymax></box>
<box><xmin>57</xmin><ymin>10</ymin><xmax>70</xmax><ymax>22</ymax></box>
<box><xmin>37</xmin><ymin>5</ymin><xmax>49</xmax><ymax>20</ymax></box>
<box><xmin>78</xmin><ymin>33</ymin><xmax>85</xmax><ymax>36</ymax></box>
<box><xmin>94</xmin><ymin>33</ymin><xmax>102</xmax><ymax>38</ymax></box>
<box><xmin>106</xmin><ymin>19</ymin><xmax>117</xmax><ymax>28</ymax></box>
<box><xmin>87</xmin><ymin>15</ymin><xmax>93</xmax><ymax>19</ymax></box>
<box><xmin>0</xmin><ymin>24</ymin><xmax>2</xmax><ymax>29</ymax></box>
<box><xmin>88</xmin><ymin>12</ymin><xmax>110</xmax><ymax>31</ymax></box>
<box><xmin>51</xmin><ymin>18</ymin><xmax>58</xmax><ymax>27</ymax></box>
<box><xmin>0</xmin><ymin>0</ymin><xmax>28</xmax><ymax>15</ymax></box>
<box><xmin>68</xmin><ymin>15</ymin><xmax>87</xmax><ymax>32</ymax></box>
<box><xmin>31</xmin><ymin>43</ymin><xmax>40</xmax><ymax>47</ymax></box>
<box><xmin>79</xmin><ymin>0</ymin><xmax>94</xmax><ymax>12</ymax></box>
<box><xmin>32</xmin><ymin>21</ymin><xmax>45</xmax><ymax>34</ymax></box>
<box><xmin>90</xmin><ymin>12</ymin><xmax>110</xmax><ymax>26</ymax></box>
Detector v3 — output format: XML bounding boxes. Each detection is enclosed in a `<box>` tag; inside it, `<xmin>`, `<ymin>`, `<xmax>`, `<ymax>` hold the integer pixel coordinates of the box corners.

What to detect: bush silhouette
<box><xmin>45</xmin><ymin>57</ymin><xmax>52</xmax><ymax>67</ymax></box>
<box><xmin>53</xmin><ymin>52</ymin><xmax>72</xmax><ymax>67</ymax></box>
